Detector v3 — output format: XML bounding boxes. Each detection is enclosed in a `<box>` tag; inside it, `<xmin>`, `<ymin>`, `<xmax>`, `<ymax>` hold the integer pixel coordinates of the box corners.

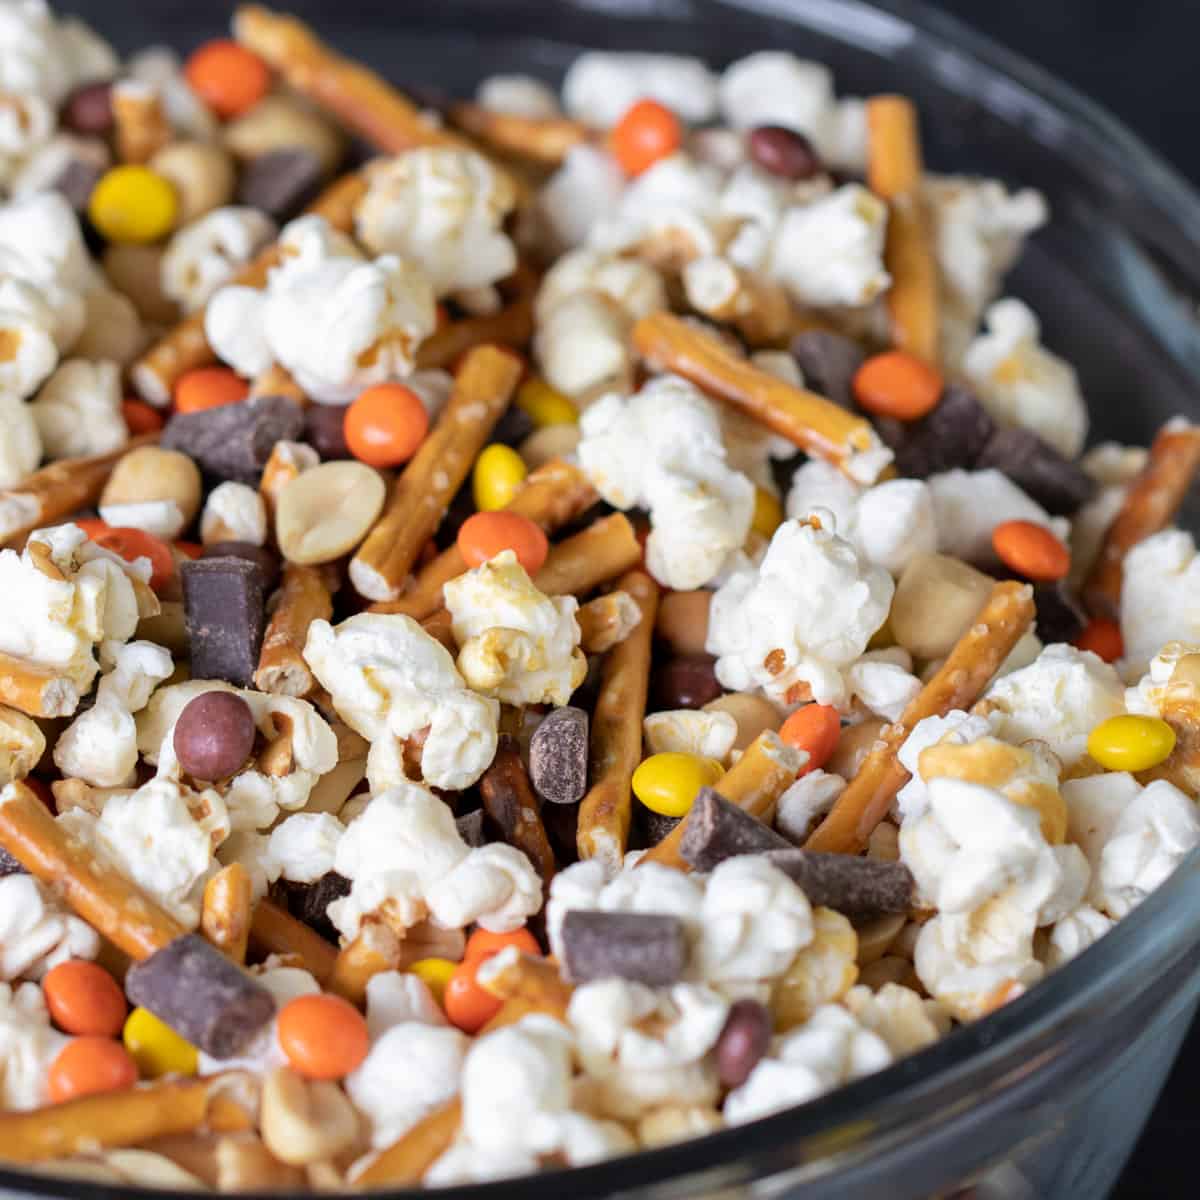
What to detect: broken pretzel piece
<box><xmin>0</xmin><ymin>653</ymin><xmax>80</xmax><ymax>719</ymax></box>
<box><xmin>201</xmin><ymin>863</ymin><xmax>253</xmax><ymax>963</ymax></box>
<box><xmin>254</xmin><ymin>564</ymin><xmax>333</xmax><ymax>697</ymax></box>
<box><xmin>577</xmin><ymin>590</ymin><xmax>642</xmax><ymax>654</ymax></box>
<box><xmin>449</xmin><ymin>101</ymin><xmax>590</xmax><ymax>166</ymax></box>
<box><xmin>249</xmin><ymin>898</ymin><xmax>337</xmax><ymax>985</ymax></box>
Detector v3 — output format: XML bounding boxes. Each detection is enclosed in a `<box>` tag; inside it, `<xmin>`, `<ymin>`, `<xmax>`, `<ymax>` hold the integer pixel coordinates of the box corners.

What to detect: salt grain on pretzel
<box><xmin>449</xmin><ymin>101</ymin><xmax>590</xmax><ymax>165</ymax></box>
<box><xmin>577</xmin><ymin>570</ymin><xmax>659</xmax><ymax>870</ymax></box>
<box><xmin>866</xmin><ymin>94</ymin><xmax>940</xmax><ymax>363</ymax></box>
<box><xmin>200</xmin><ymin>863</ymin><xmax>253</xmax><ymax>963</ymax></box>
<box><xmin>480</xmin><ymin>738</ymin><xmax>556</xmax><ymax>885</ymax></box>
<box><xmin>249</xmin><ymin>898</ymin><xmax>337</xmax><ymax>985</ymax></box>
<box><xmin>254</xmin><ymin>564</ymin><xmax>333</xmax><ymax>697</ymax></box>
<box><xmin>806</xmin><ymin>580</ymin><xmax>1036</xmax><ymax>855</ymax></box>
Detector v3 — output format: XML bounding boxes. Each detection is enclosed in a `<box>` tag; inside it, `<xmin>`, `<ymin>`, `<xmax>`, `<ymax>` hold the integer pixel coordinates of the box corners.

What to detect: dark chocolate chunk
<box><xmin>173</xmin><ymin>691</ymin><xmax>257</xmax><ymax>781</ymax></box>
<box><xmin>890</xmin><ymin>386</ymin><xmax>996</xmax><ymax>478</ymax></box>
<box><xmin>181</xmin><ymin>556</ymin><xmax>267</xmax><ymax>686</ymax></box>
<box><xmin>53</xmin><ymin>157</ymin><xmax>105</xmax><ymax>215</ymax></box>
<box><xmin>0</xmin><ymin>844</ymin><xmax>26</xmax><ymax>877</ymax></box>
<box><xmin>455</xmin><ymin>809</ymin><xmax>486</xmax><ymax>848</ymax></box>
<box><xmin>284</xmin><ymin>871</ymin><xmax>351</xmax><ymax>944</ymax></box>
<box><xmin>125</xmin><ymin>933</ymin><xmax>276</xmax><ymax>1058</ymax></box>
<box><xmin>560</xmin><ymin>910</ymin><xmax>688</xmax><ymax>986</ymax></box>
<box><xmin>747</xmin><ymin>126</ymin><xmax>822</xmax><ymax>181</ymax></box>
<box><xmin>529</xmin><ymin>707</ymin><xmax>589</xmax><ymax>805</ymax></box>
<box><xmin>679</xmin><ymin>787</ymin><xmax>790</xmax><ymax>872</ymax></box>
<box><xmin>715</xmin><ymin>999</ymin><xmax>772</xmax><ymax>1087</ymax></box>
<box><xmin>61</xmin><ymin>81</ymin><xmax>114</xmax><ymax>136</ymax></box>
<box><xmin>541</xmin><ymin>801</ymin><xmax>579</xmax><ymax>866</ymax></box>
<box><xmin>634</xmin><ymin>805</ymin><xmax>681</xmax><ymax>850</ymax></box>
<box><xmin>654</xmin><ymin>656</ymin><xmax>722</xmax><ymax>711</ymax></box>
<box><xmin>789</xmin><ymin>330</ymin><xmax>866</xmax><ymax>410</ymax></box>
<box><xmin>237</xmin><ymin>148</ymin><xmax>326</xmax><ymax>221</ymax></box>
<box><xmin>303</xmin><ymin>404</ymin><xmax>351</xmax><ymax>460</ymax></box>
<box><xmin>202</xmin><ymin>540</ymin><xmax>281</xmax><ymax>591</ymax></box>
<box><xmin>763</xmin><ymin>849</ymin><xmax>914</xmax><ymax>916</ymax></box>
<box><xmin>976</xmin><ymin>427</ymin><xmax>1096</xmax><ymax>516</ymax></box>
<box><xmin>1033</xmin><ymin>581</ymin><xmax>1086</xmax><ymax>645</ymax></box>
<box><xmin>491</xmin><ymin>405</ymin><xmax>536</xmax><ymax>450</ymax></box>
<box><xmin>435</xmin><ymin>480</ymin><xmax>476</xmax><ymax>549</ymax></box>
<box><xmin>162</xmin><ymin>395</ymin><xmax>306</xmax><ymax>485</ymax></box>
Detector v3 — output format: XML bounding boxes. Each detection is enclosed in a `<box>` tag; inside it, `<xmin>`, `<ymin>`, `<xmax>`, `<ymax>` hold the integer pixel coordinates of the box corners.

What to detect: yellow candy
<box><xmin>1087</xmin><ymin>715</ymin><xmax>1176</xmax><ymax>773</ymax></box>
<box><xmin>473</xmin><ymin>443</ymin><xmax>527</xmax><ymax>511</ymax></box>
<box><xmin>123</xmin><ymin>1006</ymin><xmax>198</xmax><ymax>1078</ymax></box>
<box><xmin>632</xmin><ymin>752</ymin><xmax>724</xmax><ymax>818</ymax></box>
<box><xmin>408</xmin><ymin>957</ymin><xmax>457</xmax><ymax>1004</ymax></box>
<box><xmin>516</xmin><ymin>378</ymin><xmax>578</xmax><ymax>428</ymax></box>
<box><xmin>751</xmin><ymin>487</ymin><xmax>784</xmax><ymax>541</ymax></box>
<box><xmin>89</xmin><ymin>165</ymin><xmax>178</xmax><ymax>244</ymax></box>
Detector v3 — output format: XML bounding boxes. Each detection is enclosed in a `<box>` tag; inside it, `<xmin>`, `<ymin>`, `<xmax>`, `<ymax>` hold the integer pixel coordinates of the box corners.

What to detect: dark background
<box><xmin>53</xmin><ymin>0</ymin><xmax>1196</xmax><ymax>1195</ymax></box>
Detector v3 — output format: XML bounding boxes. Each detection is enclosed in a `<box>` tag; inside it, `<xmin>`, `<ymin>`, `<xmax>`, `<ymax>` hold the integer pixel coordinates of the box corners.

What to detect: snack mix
<box><xmin>0</xmin><ymin>2</ymin><xmax>1196</xmax><ymax>1190</ymax></box>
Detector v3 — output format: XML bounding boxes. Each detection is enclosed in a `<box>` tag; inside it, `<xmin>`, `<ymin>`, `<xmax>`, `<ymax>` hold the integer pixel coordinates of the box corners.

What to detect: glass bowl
<box><xmin>12</xmin><ymin>1</ymin><xmax>1200</xmax><ymax>1196</ymax></box>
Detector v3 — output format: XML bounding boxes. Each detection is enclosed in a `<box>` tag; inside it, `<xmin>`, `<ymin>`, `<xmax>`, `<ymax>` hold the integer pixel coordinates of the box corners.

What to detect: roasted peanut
<box><xmin>518</xmin><ymin>423</ymin><xmax>581</xmax><ymax>472</ymax></box>
<box><xmin>701</xmin><ymin>691</ymin><xmax>781</xmax><ymax>752</ymax></box>
<box><xmin>275</xmin><ymin>461</ymin><xmax>387</xmax><ymax>565</ymax></box>
<box><xmin>103</xmin><ymin>242</ymin><xmax>180</xmax><ymax>325</ymax></box>
<box><xmin>100</xmin><ymin>446</ymin><xmax>203</xmax><ymax>538</ymax></box>
<box><xmin>149</xmin><ymin>140</ymin><xmax>236</xmax><ymax>225</ymax></box>
<box><xmin>259</xmin><ymin>1067</ymin><xmax>359</xmax><ymax>1167</ymax></box>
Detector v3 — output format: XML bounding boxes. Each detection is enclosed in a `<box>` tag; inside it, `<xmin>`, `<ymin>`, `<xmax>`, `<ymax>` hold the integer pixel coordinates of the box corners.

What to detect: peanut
<box><xmin>100</xmin><ymin>446</ymin><xmax>202</xmax><ymax>539</ymax></box>
<box><xmin>149</xmin><ymin>140</ymin><xmax>236</xmax><ymax>225</ymax></box>
<box><xmin>275</xmin><ymin>461</ymin><xmax>387</xmax><ymax>565</ymax></box>
<box><xmin>517</xmin><ymin>423</ymin><xmax>581</xmax><ymax>471</ymax></box>
<box><xmin>259</xmin><ymin>1068</ymin><xmax>359</xmax><ymax>1167</ymax></box>
<box><xmin>701</xmin><ymin>691</ymin><xmax>781</xmax><ymax>752</ymax></box>
<box><xmin>103</xmin><ymin>242</ymin><xmax>180</xmax><ymax>325</ymax></box>
<box><xmin>656</xmin><ymin>590</ymin><xmax>713</xmax><ymax>657</ymax></box>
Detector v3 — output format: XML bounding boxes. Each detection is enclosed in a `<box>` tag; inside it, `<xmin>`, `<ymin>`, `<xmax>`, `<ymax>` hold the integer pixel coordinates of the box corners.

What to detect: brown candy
<box><xmin>655</xmin><ymin>656</ymin><xmax>723</xmax><ymax>711</ymax></box>
<box><xmin>162</xmin><ymin>396</ymin><xmax>306</xmax><ymax>486</ymax></box>
<box><xmin>455</xmin><ymin>810</ymin><xmax>486</xmax><ymax>848</ymax></box>
<box><xmin>528</xmin><ymin>706</ymin><xmax>589</xmax><ymax>805</ymax></box>
<box><xmin>715</xmin><ymin>999</ymin><xmax>772</xmax><ymax>1087</ymax></box>
<box><xmin>889</xmin><ymin>386</ymin><xmax>995</xmax><ymax>479</ymax></box>
<box><xmin>747</xmin><ymin>126</ymin><xmax>822</xmax><ymax>180</ymax></box>
<box><xmin>976</xmin><ymin>427</ymin><xmax>1096</xmax><ymax>517</ymax></box>
<box><xmin>173</xmin><ymin>691</ymin><xmax>257</xmax><ymax>781</ymax></box>
<box><xmin>61</xmin><ymin>81</ymin><xmax>114</xmax><ymax>136</ymax></box>
<box><xmin>237</xmin><ymin>148</ymin><xmax>326</xmax><ymax>221</ymax></box>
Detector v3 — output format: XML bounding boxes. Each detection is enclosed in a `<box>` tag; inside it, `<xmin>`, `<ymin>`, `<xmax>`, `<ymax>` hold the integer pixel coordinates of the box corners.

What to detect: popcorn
<box><xmin>577</xmin><ymin>375</ymin><xmax>755</xmax><ymax>590</ymax></box>
<box><xmin>161</xmin><ymin>206</ymin><xmax>276</xmax><ymax>312</ymax></box>
<box><xmin>266</xmin><ymin>812</ymin><xmax>345</xmax><ymax>884</ymax></box>
<box><xmin>477</xmin><ymin>74</ymin><xmax>560</xmax><ymax>119</ymax></box>
<box><xmin>1063</xmin><ymin>771</ymin><xmax>1142</xmax><ymax>902</ymax></box>
<box><xmin>126</xmin><ymin>46</ymin><xmax>216</xmax><ymax>143</ymax></box>
<box><xmin>537</xmin><ymin>144</ymin><xmax>626</xmax><ymax>251</ymax></box>
<box><xmin>30</xmin><ymin>358</ymin><xmax>126</xmax><ymax>461</ymax></box>
<box><xmin>562</xmin><ymin>52</ymin><xmax>718</xmax><ymax>127</ymax></box>
<box><xmin>1045</xmin><ymin>904</ymin><xmax>1113</xmax><ymax>969</ymax></box>
<box><xmin>0</xmin><ymin>873</ymin><xmax>99</xmax><ymax>981</ymax></box>
<box><xmin>364</xmin><ymin>970</ymin><xmax>446</xmax><ymax>1040</ymax></box>
<box><xmin>643</xmin><ymin>709</ymin><xmax>737</xmax><ymax>761</ymax></box>
<box><xmin>1068</xmin><ymin>443</ymin><xmax>1148</xmax><ymax>591</ymax></box>
<box><xmin>1120</xmin><ymin>530</ymin><xmax>1200</xmax><ymax>674</ymax></box>
<box><xmin>894</xmin><ymin>709</ymin><xmax>995</xmax><ymax>823</ymax></box>
<box><xmin>444</xmin><ymin>550</ymin><xmax>587</xmax><ymax>707</ymax></box>
<box><xmin>775</xmin><ymin>770</ymin><xmax>846</xmax><ymax>844</ymax></box>
<box><xmin>963</xmin><ymin>299</ymin><xmax>1087</xmax><ymax>459</ymax></box>
<box><xmin>840</xmin><ymin>983</ymin><xmax>950</xmax><ymax>1058</ymax></box>
<box><xmin>0</xmin><ymin>980</ymin><xmax>70</xmax><ymax>1110</ymax></box>
<box><xmin>706</xmin><ymin>515</ymin><xmax>893</xmax><ymax>708</ymax></box>
<box><xmin>200</xmin><ymin>481</ymin><xmax>268</xmax><ymax>547</ymax></box>
<box><xmin>0</xmin><ymin>276</ymin><xmax>61</xmax><ymax>401</ymax></box>
<box><xmin>772</xmin><ymin>906</ymin><xmax>858</xmax><ymax>1028</ymax></box>
<box><xmin>533</xmin><ymin>290</ymin><xmax>634</xmax><ymax>399</ymax></box>
<box><xmin>846</xmin><ymin>648</ymin><xmax>922</xmax><ymax>723</ymax></box>
<box><xmin>0</xmin><ymin>704</ymin><xmax>42</xmax><ymax>786</ymax></box>
<box><xmin>304</xmin><ymin>613</ymin><xmax>499</xmax><ymax>793</ymax></box>
<box><xmin>536</xmin><ymin>247</ymin><xmax>667</xmax><ymax>327</ymax></box>
<box><xmin>0</xmin><ymin>392</ymin><xmax>41</xmax><ymax>487</ymax></box>
<box><xmin>356</xmin><ymin>149</ymin><xmax>517</xmax><ymax>298</ymax></box>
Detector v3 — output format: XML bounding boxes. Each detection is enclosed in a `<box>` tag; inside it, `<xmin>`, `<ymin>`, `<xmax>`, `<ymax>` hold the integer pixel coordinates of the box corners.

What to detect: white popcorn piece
<box><xmin>199</xmin><ymin>480</ymin><xmax>268</xmax><ymax>547</ymax></box>
<box><xmin>706</xmin><ymin>515</ymin><xmax>893</xmax><ymax>708</ymax></box>
<box><xmin>161</xmin><ymin>206</ymin><xmax>276</xmax><ymax>312</ymax></box>
<box><xmin>537</xmin><ymin>144</ymin><xmax>626</xmax><ymax>251</ymax></box>
<box><xmin>775</xmin><ymin>770</ymin><xmax>846</xmax><ymax>844</ymax></box>
<box><xmin>963</xmin><ymin>299</ymin><xmax>1087</xmax><ymax>459</ymax></box>
<box><xmin>577</xmin><ymin>375</ymin><xmax>755</xmax><ymax>590</ymax></box>
<box><xmin>0</xmin><ymin>873</ymin><xmax>99</xmax><ymax>982</ymax></box>
<box><xmin>266</xmin><ymin>811</ymin><xmax>345</xmax><ymax>884</ymax></box>
<box><xmin>0</xmin><ymin>705</ymin><xmax>42</xmax><ymax>787</ymax></box>
<box><xmin>0</xmin><ymin>276</ymin><xmax>59</xmax><ymax>401</ymax></box>
<box><xmin>444</xmin><ymin>550</ymin><xmax>587</xmax><ymax>707</ymax></box>
<box><xmin>533</xmin><ymin>290</ymin><xmax>634</xmax><ymax>399</ymax></box>
<box><xmin>1062</xmin><ymin>771</ymin><xmax>1143</xmax><ymax>907</ymax></box>
<box><xmin>643</xmin><ymin>709</ymin><xmax>737</xmax><ymax>761</ymax></box>
<box><xmin>356</xmin><ymin>149</ymin><xmax>517</xmax><ymax>297</ymax></box>
<box><xmin>126</xmin><ymin>46</ymin><xmax>217</xmax><ymax>143</ymax></box>
<box><xmin>846</xmin><ymin>648</ymin><xmax>922</xmax><ymax>723</ymax></box>
<box><xmin>1045</xmin><ymin>904</ymin><xmax>1113</xmax><ymax>970</ymax></box>
<box><xmin>304</xmin><ymin>613</ymin><xmax>499</xmax><ymax>793</ymax></box>
<box><xmin>477</xmin><ymin>74</ymin><xmax>560</xmax><ymax>118</ymax></box>
<box><xmin>894</xmin><ymin>709</ymin><xmax>995</xmax><ymax>824</ymax></box>
<box><xmin>562</xmin><ymin>52</ymin><xmax>717</xmax><ymax>128</ymax></box>
<box><xmin>29</xmin><ymin>357</ymin><xmax>126</xmax><ymax>461</ymax></box>
<box><xmin>1120</xmin><ymin>530</ymin><xmax>1200</xmax><ymax>674</ymax></box>
<box><xmin>423</xmin><ymin>1144</ymin><xmax>540</xmax><ymax>1187</ymax></box>
<box><xmin>536</xmin><ymin>247</ymin><xmax>667</xmax><ymax>327</ymax></box>
<box><xmin>364</xmin><ymin>970</ymin><xmax>446</xmax><ymax>1040</ymax></box>
<box><xmin>840</xmin><ymin>983</ymin><xmax>950</xmax><ymax>1058</ymax></box>
<box><xmin>0</xmin><ymin>392</ymin><xmax>41</xmax><ymax>487</ymax></box>
<box><xmin>981</xmin><ymin>644</ymin><xmax>1125</xmax><ymax>767</ymax></box>
<box><xmin>0</xmin><ymin>980</ymin><xmax>70</xmax><ymax>1110</ymax></box>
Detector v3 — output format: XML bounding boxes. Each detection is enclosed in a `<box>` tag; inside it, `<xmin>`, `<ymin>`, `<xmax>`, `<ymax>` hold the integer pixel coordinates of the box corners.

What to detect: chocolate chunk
<box><xmin>976</xmin><ymin>427</ymin><xmax>1096</xmax><ymax>516</ymax></box>
<box><xmin>53</xmin><ymin>157</ymin><xmax>105</xmax><ymax>215</ymax></box>
<box><xmin>61</xmin><ymin>81</ymin><xmax>114</xmax><ymax>136</ymax></box>
<box><xmin>284</xmin><ymin>872</ymin><xmax>351</xmax><ymax>944</ymax></box>
<box><xmin>202</xmin><ymin>541</ymin><xmax>281</xmax><ymax>591</ymax></box>
<box><xmin>162</xmin><ymin>395</ymin><xmax>306</xmax><ymax>485</ymax></box>
<box><xmin>655</xmin><ymin>656</ymin><xmax>722</xmax><ymax>711</ymax></box>
<box><xmin>789</xmin><ymin>330</ymin><xmax>866</xmax><ymax>410</ymax></box>
<box><xmin>181</xmin><ymin>557</ymin><xmax>267</xmax><ymax>686</ymax></box>
<box><xmin>560</xmin><ymin>910</ymin><xmax>688</xmax><ymax>986</ymax></box>
<box><xmin>748</xmin><ymin>126</ymin><xmax>822</xmax><ymax>181</ymax></box>
<box><xmin>0</xmin><ymin>844</ymin><xmax>26</xmax><ymax>877</ymax></box>
<box><xmin>125</xmin><ymin>933</ymin><xmax>276</xmax><ymax>1058</ymax></box>
<box><xmin>634</xmin><ymin>805</ymin><xmax>681</xmax><ymax>849</ymax></box>
<box><xmin>715</xmin><ymin>999</ymin><xmax>772</xmax><ymax>1087</ymax></box>
<box><xmin>679</xmin><ymin>787</ymin><xmax>790</xmax><ymax>872</ymax></box>
<box><xmin>491</xmin><ymin>405</ymin><xmax>536</xmax><ymax>449</ymax></box>
<box><xmin>529</xmin><ymin>707</ymin><xmax>589</xmax><ymax>805</ymax></box>
<box><xmin>237</xmin><ymin>148</ymin><xmax>326</xmax><ymax>222</ymax></box>
<box><xmin>1033</xmin><ymin>582</ymin><xmax>1086</xmax><ymax>645</ymax></box>
<box><xmin>541</xmin><ymin>801</ymin><xmax>579</xmax><ymax>866</ymax></box>
<box><xmin>891</xmin><ymin>386</ymin><xmax>996</xmax><ymax>478</ymax></box>
<box><xmin>763</xmin><ymin>849</ymin><xmax>914</xmax><ymax>916</ymax></box>
<box><xmin>455</xmin><ymin>809</ymin><xmax>486</xmax><ymax>848</ymax></box>
<box><xmin>303</xmin><ymin>404</ymin><xmax>351</xmax><ymax>460</ymax></box>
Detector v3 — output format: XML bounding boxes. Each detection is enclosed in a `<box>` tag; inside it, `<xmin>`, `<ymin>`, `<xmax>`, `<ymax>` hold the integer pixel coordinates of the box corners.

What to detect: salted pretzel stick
<box><xmin>478</xmin><ymin>951</ymin><xmax>574</xmax><ymax>1032</ymax></box>
<box><xmin>1083</xmin><ymin>422</ymin><xmax>1200</xmax><ymax>620</ymax></box>
<box><xmin>577</xmin><ymin>570</ymin><xmax>659</xmax><ymax>869</ymax></box>
<box><xmin>0</xmin><ymin>653</ymin><xmax>79</xmax><ymax>718</ymax></box>
<box><xmin>480</xmin><ymin>739</ymin><xmax>556</xmax><ymax>884</ymax></box>
<box><xmin>248</xmin><ymin>899</ymin><xmax>337</xmax><ymax>984</ymax></box>
<box><xmin>532</xmin><ymin>513</ymin><xmax>642</xmax><ymax>598</ymax></box>
<box><xmin>0</xmin><ymin>1075</ymin><xmax>257</xmax><ymax>1164</ymax></box>
<box><xmin>354</xmin><ymin>1099</ymin><xmax>463</xmax><ymax>1188</ymax></box>
<box><xmin>415</xmin><ymin>266</ymin><xmax>538</xmax><ymax>370</ymax></box>
<box><xmin>0</xmin><ymin>433</ymin><xmax>158</xmax><ymax>548</ymax></box>
<box><xmin>350</xmin><ymin>345</ymin><xmax>521</xmax><ymax>601</ymax></box>
<box><xmin>577</xmin><ymin>590</ymin><xmax>642</xmax><ymax>654</ymax></box>
<box><xmin>449</xmin><ymin>102</ymin><xmax>590</xmax><ymax>165</ymax></box>
<box><xmin>639</xmin><ymin>731</ymin><xmax>803</xmax><ymax>870</ymax></box>
<box><xmin>0</xmin><ymin>781</ymin><xmax>185</xmax><ymax>960</ymax></box>
<box><xmin>329</xmin><ymin>920</ymin><xmax>400</xmax><ymax>1006</ymax></box>
<box><xmin>867</xmin><ymin>95</ymin><xmax>939</xmax><ymax>364</ymax></box>
<box><xmin>806</xmin><ymin>581</ymin><xmax>1035</xmax><ymax>855</ymax></box>
<box><xmin>201</xmin><ymin>863</ymin><xmax>252</xmax><ymax>963</ymax></box>
<box><xmin>254</xmin><ymin>564</ymin><xmax>332</xmax><ymax>697</ymax></box>
<box><xmin>130</xmin><ymin>172</ymin><xmax>367</xmax><ymax>406</ymax></box>
<box><xmin>633</xmin><ymin>312</ymin><xmax>881</xmax><ymax>469</ymax></box>
<box><xmin>367</xmin><ymin>459</ymin><xmax>597</xmax><ymax>621</ymax></box>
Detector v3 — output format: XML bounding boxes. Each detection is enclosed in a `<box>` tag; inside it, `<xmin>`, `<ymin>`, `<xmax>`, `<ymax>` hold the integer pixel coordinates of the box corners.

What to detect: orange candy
<box><xmin>1075</xmin><ymin>617</ymin><xmax>1124</xmax><ymax>663</ymax></box>
<box><xmin>457</xmin><ymin>512</ymin><xmax>549</xmax><ymax>575</ymax></box>
<box><xmin>184</xmin><ymin>40</ymin><xmax>271</xmax><ymax>120</ymax></box>
<box><xmin>174</xmin><ymin>366</ymin><xmax>249</xmax><ymax>414</ymax></box>
<box><xmin>611</xmin><ymin>99</ymin><xmax>682</xmax><ymax>176</ymax></box>
<box><xmin>277</xmin><ymin>993</ymin><xmax>369</xmax><ymax>1080</ymax></box>
<box><xmin>992</xmin><ymin>520</ymin><xmax>1070</xmax><ymax>583</ymax></box>
<box><xmin>343</xmin><ymin>384</ymin><xmax>430</xmax><ymax>468</ymax></box>
<box><xmin>852</xmin><ymin>351</ymin><xmax>943</xmax><ymax>421</ymax></box>
<box><xmin>43</xmin><ymin>961</ymin><xmax>126</xmax><ymax>1037</ymax></box>
<box><xmin>464</xmin><ymin>926</ymin><xmax>541</xmax><ymax>966</ymax></box>
<box><xmin>779</xmin><ymin>704</ymin><xmax>842</xmax><ymax>776</ymax></box>
<box><xmin>47</xmin><ymin>1037</ymin><xmax>138</xmax><ymax>1103</ymax></box>
<box><xmin>443</xmin><ymin>961</ymin><xmax>502</xmax><ymax>1033</ymax></box>
<box><xmin>90</xmin><ymin>526</ymin><xmax>175</xmax><ymax>593</ymax></box>
<box><xmin>121</xmin><ymin>399</ymin><xmax>164</xmax><ymax>436</ymax></box>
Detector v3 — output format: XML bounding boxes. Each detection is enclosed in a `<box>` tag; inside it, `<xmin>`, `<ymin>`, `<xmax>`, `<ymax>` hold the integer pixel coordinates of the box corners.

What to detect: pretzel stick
<box><xmin>259</xmin><ymin>441</ymin><xmax>319</xmax><ymax>525</ymax></box>
<box><xmin>329</xmin><ymin>919</ymin><xmax>401</xmax><ymax>1006</ymax></box>
<box><xmin>415</xmin><ymin>267</ymin><xmax>537</xmax><ymax>370</ymax></box>
<box><xmin>478</xmin><ymin>952</ymin><xmax>574</xmax><ymax>1032</ymax></box>
<box><xmin>638</xmin><ymin>731</ymin><xmax>803</xmax><ymax>870</ymax></box>
<box><xmin>449</xmin><ymin>102</ymin><xmax>590</xmax><ymax>165</ymax></box>
<box><xmin>1083</xmin><ymin>422</ymin><xmax>1200</xmax><ymax>620</ymax></box>
<box><xmin>577</xmin><ymin>570</ymin><xmax>659</xmax><ymax>870</ymax></box>
<box><xmin>353</xmin><ymin>1098</ymin><xmax>462</xmax><ymax>1189</ymax></box>
<box><xmin>532</xmin><ymin>513</ymin><xmax>642</xmax><ymax>598</ymax></box>
<box><xmin>0</xmin><ymin>781</ymin><xmax>185</xmax><ymax>960</ymax></box>
<box><xmin>367</xmin><ymin>459</ymin><xmax>598</xmax><ymax>621</ymax></box>
<box><xmin>867</xmin><ymin>95</ymin><xmax>939</xmax><ymax>364</ymax></box>
<box><xmin>254</xmin><ymin>565</ymin><xmax>332</xmax><ymax>697</ymax></box>
<box><xmin>633</xmin><ymin>312</ymin><xmax>881</xmax><ymax>468</ymax></box>
<box><xmin>112</xmin><ymin>80</ymin><xmax>171</xmax><ymax>164</ymax></box>
<box><xmin>0</xmin><ymin>434</ymin><xmax>159</xmax><ymax>548</ymax></box>
<box><xmin>0</xmin><ymin>1075</ymin><xmax>257</xmax><ymax>1164</ymax></box>
<box><xmin>806</xmin><ymin>581</ymin><xmax>1035</xmax><ymax>855</ymax></box>
<box><xmin>130</xmin><ymin>172</ymin><xmax>367</xmax><ymax>406</ymax></box>
<box><xmin>248</xmin><ymin>899</ymin><xmax>337</xmax><ymax>984</ymax></box>
<box><xmin>577</xmin><ymin>590</ymin><xmax>642</xmax><ymax>654</ymax></box>
<box><xmin>480</xmin><ymin>738</ymin><xmax>556</xmax><ymax>885</ymax></box>
<box><xmin>200</xmin><ymin>863</ymin><xmax>252</xmax><ymax>963</ymax></box>
<box><xmin>350</xmin><ymin>345</ymin><xmax>521</xmax><ymax>601</ymax></box>
<box><xmin>0</xmin><ymin>653</ymin><xmax>79</xmax><ymax>718</ymax></box>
